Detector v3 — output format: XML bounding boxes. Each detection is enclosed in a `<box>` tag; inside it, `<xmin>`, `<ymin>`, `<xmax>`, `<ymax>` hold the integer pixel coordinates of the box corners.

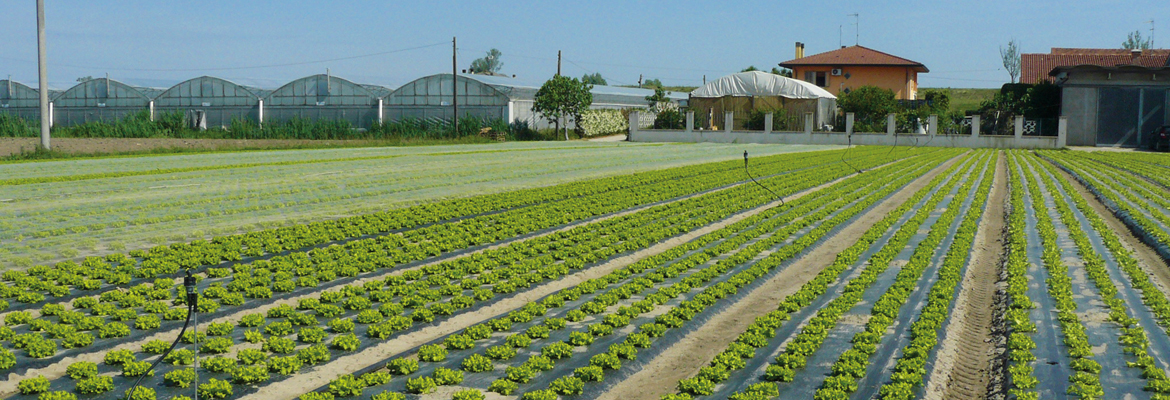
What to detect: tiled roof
<box><xmin>1020</xmin><ymin>49</ymin><xmax>1170</xmax><ymax>83</ymax></box>
<box><xmin>779</xmin><ymin>45</ymin><xmax>928</xmax><ymax>72</ymax></box>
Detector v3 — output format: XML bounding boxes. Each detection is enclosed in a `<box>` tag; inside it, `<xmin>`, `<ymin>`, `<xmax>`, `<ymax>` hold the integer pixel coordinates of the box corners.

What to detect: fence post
<box><xmin>1014</xmin><ymin>116</ymin><xmax>1024</xmax><ymax>139</ymax></box>
<box><xmin>149</xmin><ymin>100</ymin><xmax>155</xmax><ymax>122</ymax></box>
<box><xmin>685</xmin><ymin>111</ymin><xmax>694</xmax><ymax>133</ymax></box>
<box><xmin>258</xmin><ymin>99</ymin><xmax>265</xmax><ymax>126</ymax></box>
<box><xmin>628</xmin><ymin>111</ymin><xmax>639</xmax><ymax>140</ymax></box>
<box><xmin>764</xmin><ymin>113</ymin><xmax>773</xmax><ymax>134</ymax></box>
<box><xmin>804</xmin><ymin>113</ymin><xmax>813</xmax><ymax>134</ymax></box>
<box><xmin>845</xmin><ymin>113</ymin><xmax>854</xmax><ymax>135</ymax></box>
<box><xmin>377</xmin><ymin>98</ymin><xmax>384</xmax><ymax>125</ymax></box>
<box><xmin>970</xmin><ymin>115</ymin><xmax>980</xmax><ymax>137</ymax></box>
<box><xmin>1058</xmin><ymin>116</ymin><xmax>1068</xmax><ymax>148</ymax></box>
<box><xmin>724</xmin><ymin>111</ymin><xmax>734</xmax><ymax>131</ymax></box>
<box><xmin>886</xmin><ymin>113</ymin><xmax>896</xmax><ymax>136</ymax></box>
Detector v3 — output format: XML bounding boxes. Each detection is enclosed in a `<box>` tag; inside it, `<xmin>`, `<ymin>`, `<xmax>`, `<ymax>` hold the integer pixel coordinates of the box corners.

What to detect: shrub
<box><xmin>386</xmin><ymin>358</ymin><xmax>419</xmax><ymax>375</ymax></box>
<box><xmin>165</xmin><ymin>368</ymin><xmax>197</xmax><ymax>387</ymax></box>
<box><xmin>405</xmin><ymin>376</ymin><xmax>437</xmax><ymax>394</ymax></box>
<box><xmin>268</xmin><ymin>355</ymin><xmax>303</xmax><ymax>375</ymax></box>
<box><xmin>328</xmin><ymin>374</ymin><xmax>363</xmax><ymax>397</ymax></box>
<box><xmin>66</xmin><ymin>361</ymin><xmax>99</xmax><ymax>379</ymax></box>
<box><xmin>75</xmin><ymin>376</ymin><xmax>113</xmax><ymax>394</ymax></box>
<box><xmin>198</xmin><ymin>378</ymin><xmax>233</xmax><ymax>399</ymax></box>
<box><xmin>453</xmin><ymin>389</ymin><xmax>485</xmax><ymax>400</ymax></box>
<box><xmin>18</xmin><ymin>376</ymin><xmax>51</xmax><ymax>394</ymax></box>
<box><xmin>432</xmin><ymin>367</ymin><xmax>464</xmax><ymax>385</ymax></box>
<box><xmin>418</xmin><ymin>344</ymin><xmax>447</xmax><ymax>362</ymax></box>
<box><xmin>461</xmin><ymin>353</ymin><xmax>494</xmax><ymax>372</ymax></box>
<box><xmin>489</xmin><ymin>378</ymin><xmax>519</xmax><ymax>395</ymax></box>
<box><xmin>122</xmin><ymin>361</ymin><xmax>153</xmax><ymax>377</ymax></box>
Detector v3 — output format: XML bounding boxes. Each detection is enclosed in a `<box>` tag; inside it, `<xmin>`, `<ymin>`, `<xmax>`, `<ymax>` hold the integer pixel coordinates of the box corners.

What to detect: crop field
<box><xmin>2</xmin><ymin>143</ymin><xmax>1170</xmax><ymax>400</ymax></box>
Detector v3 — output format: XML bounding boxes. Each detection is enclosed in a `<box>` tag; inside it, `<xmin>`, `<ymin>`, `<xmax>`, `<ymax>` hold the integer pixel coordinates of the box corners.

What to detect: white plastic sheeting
<box><xmin>689</xmin><ymin>71</ymin><xmax>835</xmax><ymax>100</ymax></box>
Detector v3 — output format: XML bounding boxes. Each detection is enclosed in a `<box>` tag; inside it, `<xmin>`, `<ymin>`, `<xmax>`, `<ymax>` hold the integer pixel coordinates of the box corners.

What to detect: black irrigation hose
<box><xmin>128</xmin><ymin>271</ymin><xmax>199</xmax><ymax>400</ymax></box>
<box><xmin>841</xmin><ymin>134</ymin><xmax>864</xmax><ymax>174</ymax></box>
<box><xmin>744</xmin><ymin>151</ymin><xmax>783</xmax><ymax>205</ymax></box>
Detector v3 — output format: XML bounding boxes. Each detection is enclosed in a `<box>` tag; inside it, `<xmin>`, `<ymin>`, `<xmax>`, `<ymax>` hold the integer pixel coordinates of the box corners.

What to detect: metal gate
<box><xmin>1097</xmin><ymin>88</ymin><xmax>1166</xmax><ymax>147</ymax></box>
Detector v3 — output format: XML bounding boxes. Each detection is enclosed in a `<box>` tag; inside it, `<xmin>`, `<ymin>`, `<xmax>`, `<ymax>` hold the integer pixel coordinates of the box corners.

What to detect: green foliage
<box><xmin>386</xmin><ymin>358</ymin><xmax>419</xmax><ymax>375</ymax></box>
<box><xmin>331</xmin><ymin>333</ymin><xmax>360</xmax><ymax>351</ymax></box>
<box><xmin>533</xmin><ymin>75</ymin><xmax>594</xmax><ymax>140</ymax></box>
<box><xmin>362</xmin><ymin>371</ymin><xmax>392</xmax><ymax>386</ymax></box>
<box><xmin>453</xmin><ymin>389</ymin><xmax>486</xmax><ymax>400</ymax></box>
<box><xmin>329</xmin><ymin>318</ymin><xmax>355</xmax><ymax>333</ymax></box>
<box><xmin>204</xmin><ymin>356</ymin><xmax>237</xmax><ymax>373</ymax></box>
<box><xmin>653</xmin><ymin>108</ymin><xmax>686</xmax><ymax>130</ymax></box>
<box><xmin>581</xmin><ymin>72</ymin><xmax>608</xmax><ymax>86</ymax></box>
<box><xmin>299</xmin><ymin>393</ymin><xmax>335</xmax><ymax>400</ymax></box>
<box><xmin>298</xmin><ymin>344</ymin><xmax>331</xmax><ymax>365</ymax></box>
<box><xmin>201</xmin><ymin>336</ymin><xmax>234</xmax><ymax>354</ymax></box>
<box><xmin>166</xmin><ymin>368</ymin><xmax>198</xmax><ymax>388</ymax></box>
<box><xmin>122</xmin><ymin>361</ymin><xmax>153</xmax><ymax>377</ymax></box>
<box><xmin>19</xmin><ymin>376</ymin><xmax>51</xmax><ymax>394</ymax></box>
<box><xmin>575</xmin><ymin>365</ymin><xmax>605</xmax><ymax>382</ymax></box>
<box><xmin>370</xmin><ymin>391</ymin><xmax>406</xmax><ymax>400</ymax></box>
<box><xmin>76</xmin><ymin>375</ymin><xmax>114</xmax><ymax>394</ymax></box>
<box><xmin>418</xmin><ymin>344</ymin><xmax>448</xmax><ymax>362</ymax></box>
<box><xmin>489</xmin><ymin>378</ymin><xmax>519</xmax><ymax>395</ymax></box>
<box><xmin>38</xmin><ymin>391</ymin><xmax>78</xmax><ymax>400</ymax></box>
<box><xmin>486</xmin><ymin>345</ymin><xmax>517</xmax><ymax>360</ymax></box>
<box><xmin>469</xmin><ymin>49</ymin><xmax>504</xmax><ymax>74</ymax></box>
<box><xmin>405</xmin><ymin>376</ymin><xmax>437</xmax><ymax>394</ymax></box>
<box><xmin>66</xmin><ymin>361</ymin><xmax>98</xmax><ymax>379</ymax></box>
<box><xmin>199</xmin><ymin>378</ymin><xmax>233</xmax><ymax>399</ymax></box>
<box><xmin>550</xmin><ymin>376</ymin><xmax>585</xmax><ymax>395</ymax></box>
<box><xmin>431</xmin><ymin>367</ymin><xmax>464</xmax><ymax>385</ymax></box>
<box><xmin>328</xmin><ymin>374</ymin><xmax>364</xmax><ymax>397</ymax></box>
<box><xmin>521</xmin><ymin>389</ymin><xmax>558</xmax><ymax>400</ymax></box>
<box><xmin>461</xmin><ymin>353</ymin><xmax>494</xmax><ymax>372</ymax></box>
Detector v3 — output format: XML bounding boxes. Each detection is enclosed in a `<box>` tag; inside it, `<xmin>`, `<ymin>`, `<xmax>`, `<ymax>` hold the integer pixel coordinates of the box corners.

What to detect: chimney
<box><xmin>795</xmin><ymin>42</ymin><xmax>803</xmax><ymax>59</ymax></box>
<box><xmin>1132</xmin><ymin>49</ymin><xmax>1143</xmax><ymax>58</ymax></box>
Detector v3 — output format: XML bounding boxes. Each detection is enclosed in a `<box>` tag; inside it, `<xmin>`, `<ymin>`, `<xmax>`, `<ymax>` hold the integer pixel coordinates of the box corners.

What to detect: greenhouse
<box><xmin>263</xmin><ymin>74</ymin><xmax>382</xmax><ymax>129</ymax></box>
<box><xmin>52</xmin><ymin>78</ymin><xmax>159</xmax><ymax>126</ymax></box>
<box><xmin>689</xmin><ymin>71</ymin><xmax>837</xmax><ymax>131</ymax></box>
<box><xmin>0</xmin><ymin>79</ymin><xmax>49</xmax><ymax>121</ymax></box>
<box><xmin>385</xmin><ymin>73</ymin><xmax>686</xmax><ymax>129</ymax></box>
<box><xmin>153</xmin><ymin>76</ymin><xmax>265</xmax><ymax>129</ymax></box>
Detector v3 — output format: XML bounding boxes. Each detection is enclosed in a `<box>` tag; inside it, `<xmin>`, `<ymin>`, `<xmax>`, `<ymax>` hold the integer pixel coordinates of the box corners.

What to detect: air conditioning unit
<box><xmin>830</xmin><ymin>68</ymin><xmax>843</xmax><ymax>76</ymax></box>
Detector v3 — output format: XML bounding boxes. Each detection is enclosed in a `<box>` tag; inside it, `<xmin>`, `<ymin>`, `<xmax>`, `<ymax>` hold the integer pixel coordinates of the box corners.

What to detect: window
<box><xmin>803</xmin><ymin>71</ymin><xmax>827</xmax><ymax>87</ymax></box>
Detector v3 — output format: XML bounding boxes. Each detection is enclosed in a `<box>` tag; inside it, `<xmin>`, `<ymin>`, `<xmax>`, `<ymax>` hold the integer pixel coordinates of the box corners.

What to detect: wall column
<box><xmin>886</xmin><ymin>113</ymin><xmax>896</xmax><ymax>136</ymax></box>
<box><xmin>724</xmin><ymin>111</ymin><xmax>734</xmax><ymax>131</ymax></box>
<box><xmin>1014</xmin><ymin>116</ymin><xmax>1024</xmax><ymax>139</ymax></box>
<box><xmin>764</xmin><ymin>113</ymin><xmax>773</xmax><ymax>134</ymax></box>
<box><xmin>970</xmin><ymin>115</ymin><xmax>980</xmax><ymax>137</ymax></box>
<box><xmin>928</xmin><ymin>114</ymin><xmax>938</xmax><ymax>136</ymax></box>
<box><xmin>628</xmin><ymin>111</ymin><xmax>639</xmax><ymax>140</ymax></box>
<box><xmin>804</xmin><ymin>113</ymin><xmax>813</xmax><ymax>134</ymax></box>
<box><xmin>845</xmin><ymin>113</ymin><xmax>854</xmax><ymax>135</ymax></box>
<box><xmin>1058</xmin><ymin>116</ymin><xmax>1068</xmax><ymax>148</ymax></box>
<box><xmin>685</xmin><ymin>111</ymin><xmax>694</xmax><ymax>133</ymax></box>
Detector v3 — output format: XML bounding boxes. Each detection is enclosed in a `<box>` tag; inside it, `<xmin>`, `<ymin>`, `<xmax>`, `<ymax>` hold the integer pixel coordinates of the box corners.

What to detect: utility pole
<box><xmin>37</xmin><ymin>0</ymin><xmax>50</xmax><ymax>150</ymax></box>
<box><xmin>1150</xmin><ymin>19</ymin><xmax>1156</xmax><ymax>48</ymax></box>
<box><xmin>452</xmin><ymin>36</ymin><xmax>458</xmax><ymax>136</ymax></box>
<box><xmin>638</xmin><ymin>74</ymin><xmax>643</xmax><ymax>88</ymax></box>
<box><xmin>557</xmin><ymin>50</ymin><xmax>561</xmax><ymax>76</ymax></box>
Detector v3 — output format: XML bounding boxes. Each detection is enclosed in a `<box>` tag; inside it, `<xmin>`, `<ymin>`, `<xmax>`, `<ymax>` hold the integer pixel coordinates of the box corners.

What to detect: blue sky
<box><xmin>1</xmin><ymin>0</ymin><xmax>1166</xmax><ymax>90</ymax></box>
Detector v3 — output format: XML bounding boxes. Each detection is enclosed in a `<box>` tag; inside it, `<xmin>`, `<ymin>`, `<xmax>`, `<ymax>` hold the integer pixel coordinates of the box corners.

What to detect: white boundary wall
<box><xmin>628</xmin><ymin>111</ymin><xmax>1066</xmax><ymax>149</ymax></box>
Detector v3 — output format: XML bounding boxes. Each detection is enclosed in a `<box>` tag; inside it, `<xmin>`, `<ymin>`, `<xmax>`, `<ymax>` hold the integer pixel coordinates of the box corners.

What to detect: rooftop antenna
<box><xmin>848</xmin><ymin>13</ymin><xmax>859</xmax><ymax>45</ymax></box>
<box><xmin>839</xmin><ymin>25</ymin><xmax>843</xmax><ymax>48</ymax></box>
<box><xmin>1149</xmin><ymin>19</ymin><xmax>1156</xmax><ymax>48</ymax></box>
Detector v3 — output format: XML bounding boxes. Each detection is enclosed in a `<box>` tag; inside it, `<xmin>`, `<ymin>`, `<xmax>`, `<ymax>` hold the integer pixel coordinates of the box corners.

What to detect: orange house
<box><xmin>779</xmin><ymin>43</ymin><xmax>928</xmax><ymax>100</ymax></box>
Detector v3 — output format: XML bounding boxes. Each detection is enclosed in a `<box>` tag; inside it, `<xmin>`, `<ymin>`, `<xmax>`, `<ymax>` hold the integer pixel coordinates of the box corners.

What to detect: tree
<box><xmin>1123</xmin><ymin>30</ymin><xmax>1152</xmax><ymax>50</ymax></box>
<box><xmin>837</xmin><ymin>86</ymin><xmax>898</xmax><ymax>125</ymax></box>
<box><xmin>771</xmin><ymin>67</ymin><xmax>794</xmax><ymax>78</ymax></box>
<box><xmin>1000</xmin><ymin>39</ymin><xmax>1021</xmax><ymax>84</ymax></box>
<box><xmin>76</xmin><ymin>76</ymin><xmax>94</xmax><ymax>82</ymax></box>
<box><xmin>469</xmin><ymin>49</ymin><xmax>503</xmax><ymax>74</ymax></box>
<box><xmin>741</xmin><ymin>66</ymin><xmax>760</xmax><ymax>72</ymax></box>
<box><xmin>533</xmin><ymin>75</ymin><xmax>593</xmax><ymax>140</ymax></box>
<box><xmin>642</xmin><ymin>78</ymin><xmax>663</xmax><ymax>89</ymax></box>
<box><xmin>581</xmin><ymin>73</ymin><xmax>607</xmax><ymax>85</ymax></box>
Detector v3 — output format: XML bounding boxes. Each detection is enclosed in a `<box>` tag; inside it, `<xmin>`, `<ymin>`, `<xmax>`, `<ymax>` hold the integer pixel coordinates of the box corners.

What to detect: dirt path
<box><xmin>240</xmin><ymin>167</ymin><xmax>860</xmax><ymax>400</ymax></box>
<box><xmin>923</xmin><ymin>151</ymin><xmax>1007</xmax><ymax>400</ymax></box>
<box><xmin>1051</xmin><ymin>163</ymin><xmax>1170</xmax><ymax>302</ymax></box>
<box><xmin>596</xmin><ymin>153</ymin><xmax>964</xmax><ymax>400</ymax></box>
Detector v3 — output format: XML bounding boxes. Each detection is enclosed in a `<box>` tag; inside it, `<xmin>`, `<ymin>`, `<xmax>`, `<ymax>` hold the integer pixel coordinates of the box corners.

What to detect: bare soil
<box><xmin>596</xmin><ymin>152</ymin><xmax>965</xmax><ymax>400</ymax></box>
<box><xmin>0</xmin><ymin>137</ymin><xmax>394</xmax><ymax>157</ymax></box>
<box><xmin>924</xmin><ymin>151</ymin><xmax>1007</xmax><ymax>400</ymax></box>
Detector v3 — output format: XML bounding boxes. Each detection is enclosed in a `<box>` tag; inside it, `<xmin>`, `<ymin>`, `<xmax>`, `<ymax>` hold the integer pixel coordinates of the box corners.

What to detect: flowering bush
<box><xmin>578</xmin><ymin>110</ymin><xmax>628</xmax><ymax>137</ymax></box>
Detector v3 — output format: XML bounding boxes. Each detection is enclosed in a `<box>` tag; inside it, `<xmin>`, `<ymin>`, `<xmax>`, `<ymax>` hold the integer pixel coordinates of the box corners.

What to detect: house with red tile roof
<box><xmin>778</xmin><ymin>43</ymin><xmax>928</xmax><ymax>100</ymax></box>
<box><xmin>1021</xmin><ymin>48</ymin><xmax>1170</xmax><ymax>84</ymax></box>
